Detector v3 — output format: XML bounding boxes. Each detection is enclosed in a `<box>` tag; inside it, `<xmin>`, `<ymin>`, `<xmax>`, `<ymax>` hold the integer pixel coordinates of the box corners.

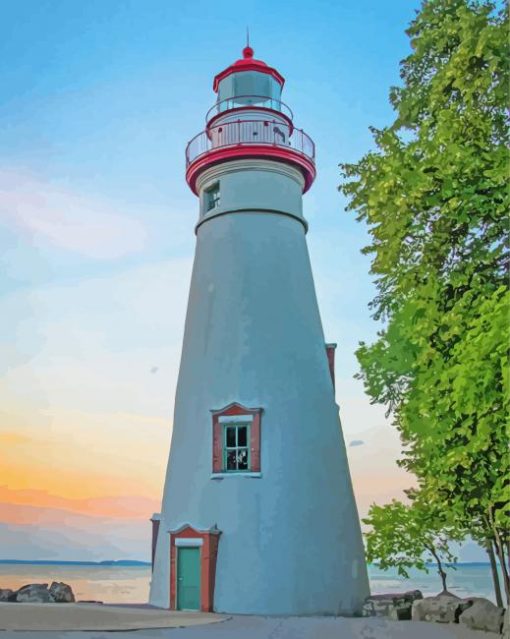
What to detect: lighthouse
<box><xmin>149</xmin><ymin>45</ymin><xmax>369</xmax><ymax>616</ymax></box>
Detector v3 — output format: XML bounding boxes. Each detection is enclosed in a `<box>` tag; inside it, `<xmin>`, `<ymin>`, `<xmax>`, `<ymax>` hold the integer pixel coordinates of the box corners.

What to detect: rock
<box><xmin>502</xmin><ymin>607</ymin><xmax>509</xmax><ymax>639</ymax></box>
<box><xmin>49</xmin><ymin>581</ymin><xmax>75</xmax><ymax>603</ymax></box>
<box><xmin>14</xmin><ymin>583</ymin><xmax>54</xmax><ymax>603</ymax></box>
<box><xmin>0</xmin><ymin>588</ymin><xmax>14</xmax><ymax>602</ymax></box>
<box><xmin>411</xmin><ymin>592</ymin><xmax>471</xmax><ymax>623</ymax></box>
<box><xmin>363</xmin><ymin>590</ymin><xmax>423</xmax><ymax>620</ymax></box>
<box><xmin>459</xmin><ymin>598</ymin><xmax>504</xmax><ymax>634</ymax></box>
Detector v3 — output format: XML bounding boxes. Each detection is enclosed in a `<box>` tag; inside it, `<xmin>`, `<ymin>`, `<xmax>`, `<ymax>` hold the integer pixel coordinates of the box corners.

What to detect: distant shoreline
<box><xmin>0</xmin><ymin>559</ymin><xmax>489</xmax><ymax>567</ymax></box>
<box><xmin>0</xmin><ymin>560</ymin><xmax>151</xmax><ymax>566</ymax></box>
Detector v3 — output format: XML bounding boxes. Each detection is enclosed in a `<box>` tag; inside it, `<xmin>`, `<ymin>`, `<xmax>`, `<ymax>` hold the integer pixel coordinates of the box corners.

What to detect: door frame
<box><xmin>169</xmin><ymin>524</ymin><xmax>221</xmax><ymax>612</ymax></box>
<box><xmin>176</xmin><ymin>544</ymin><xmax>202</xmax><ymax>611</ymax></box>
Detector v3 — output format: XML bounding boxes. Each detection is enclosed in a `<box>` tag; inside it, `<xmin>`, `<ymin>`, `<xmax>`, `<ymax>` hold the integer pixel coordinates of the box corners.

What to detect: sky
<box><xmin>0</xmin><ymin>0</ymin><xmax>485</xmax><ymax>563</ymax></box>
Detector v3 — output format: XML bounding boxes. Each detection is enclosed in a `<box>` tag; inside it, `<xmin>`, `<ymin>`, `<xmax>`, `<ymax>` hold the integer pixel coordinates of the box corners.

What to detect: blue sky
<box><xmin>0</xmin><ymin>0</ymin><xmax>486</xmax><ymax>562</ymax></box>
<box><xmin>0</xmin><ymin>0</ymin><xmax>417</xmax><ymax>292</ymax></box>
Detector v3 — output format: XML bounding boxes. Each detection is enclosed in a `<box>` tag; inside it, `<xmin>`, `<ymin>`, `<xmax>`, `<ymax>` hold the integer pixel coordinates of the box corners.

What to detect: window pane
<box><xmin>222</xmin><ymin>422</ymin><xmax>252</xmax><ymax>472</ymax></box>
<box><xmin>226</xmin><ymin>427</ymin><xmax>236</xmax><ymax>448</ymax></box>
<box><xmin>233</xmin><ymin>71</ymin><xmax>271</xmax><ymax>99</ymax></box>
<box><xmin>237</xmin><ymin>426</ymin><xmax>247</xmax><ymax>447</ymax></box>
<box><xmin>237</xmin><ymin>449</ymin><xmax>248</xmax><ymax>470</ymax></box>
<box><xmin>205</xmin><ymin>183</ymin><xmax>220</xmax><ymax>211</ymax></box>
<box><xmin>226</xmin><ymin>450</ymin><xmax>237</xmax><ymax>470</ymax></box>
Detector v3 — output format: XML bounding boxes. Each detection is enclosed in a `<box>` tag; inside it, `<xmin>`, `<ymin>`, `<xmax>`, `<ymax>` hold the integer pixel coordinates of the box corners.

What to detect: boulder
<box><xmin>363</xmin><ymin>590</ymin><xmax>423</xmax><ymax>620</ymax></box>
<box><xmin>502</xmin><ymin>607</ymin><xmax>509</xmax><ymax>639</ymax></box>
<box><xmin>412</xmin><ymin>593</ymin><xmax>471</xmax><ymax>623</ymax></box>
<box><xmin>14</xmin><ymin>583</ymin><xmax>54</xmax><ymax>603</ymax></box>
<box><xmin>49</xmin><ymin>581</ymin><xmax>75</xmax><ymax>603</ymax></box>
<box><xmin>0</xmin><ymin>588</ymin><xmax>14</xmax><ymax>602</ymax></box>
<box><xmin>458</xmin><ymin>598</ymin><xmax>504</xmax><ymax>634</ymax></box>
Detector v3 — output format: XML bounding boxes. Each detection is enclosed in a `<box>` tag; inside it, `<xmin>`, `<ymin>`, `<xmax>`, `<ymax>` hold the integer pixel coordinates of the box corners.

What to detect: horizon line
<box><xmin>0</xmin><ymin>559</ymin><xmax>491</xmax><ymax>567</ymax></box>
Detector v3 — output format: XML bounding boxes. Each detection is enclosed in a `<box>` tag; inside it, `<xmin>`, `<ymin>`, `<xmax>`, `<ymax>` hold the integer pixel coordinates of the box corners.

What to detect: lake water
<box><xmin>0</xmin><ymin>563</ymin><xmax>497</xmax><ymax>605</ymax></box>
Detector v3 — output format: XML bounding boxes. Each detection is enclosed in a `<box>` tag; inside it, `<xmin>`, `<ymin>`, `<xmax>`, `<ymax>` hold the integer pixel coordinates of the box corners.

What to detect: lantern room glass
<box><xmin>217</xmin><ymin>71</ymin><xmax>282</xmax><ymax>107</ymax></box>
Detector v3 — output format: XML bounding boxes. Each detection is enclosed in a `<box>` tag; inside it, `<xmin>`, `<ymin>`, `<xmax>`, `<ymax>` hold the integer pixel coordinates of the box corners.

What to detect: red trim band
<box><xmin>186</xmin><ymin>146</ymin><xmax>316</xmax><ymax>194</ymax></box>
<box><xmin>213</xmin><ymin>62</ymin><xmax>285</xmax><ymax>93</ymax></box>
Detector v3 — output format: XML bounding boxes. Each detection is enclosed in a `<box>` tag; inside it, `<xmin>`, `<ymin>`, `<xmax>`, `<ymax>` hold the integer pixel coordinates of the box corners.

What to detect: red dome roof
<box><xmin>213</xmin><ymin>47</ymin><xmax>285</xmax><ymax>93</ymax></box>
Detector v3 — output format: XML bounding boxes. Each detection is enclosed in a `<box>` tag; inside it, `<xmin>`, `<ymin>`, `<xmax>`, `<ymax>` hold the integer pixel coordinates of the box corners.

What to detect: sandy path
<box><xmin>0</xmin><ymin>602</ymin><xmax>225</xmax><ymax>631</ymax></box>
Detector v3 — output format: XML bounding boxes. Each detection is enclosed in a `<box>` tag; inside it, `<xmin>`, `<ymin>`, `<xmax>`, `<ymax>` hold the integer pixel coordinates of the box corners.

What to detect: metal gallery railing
<box><xmin>206</xmin><ymin>95</ymin><xmax>293</xmax><ymax>122</ymax></box>
<box><xmin>186</xmin><ymin>119</ymin><xmax>315</xmax><ymax>166</ymax></box>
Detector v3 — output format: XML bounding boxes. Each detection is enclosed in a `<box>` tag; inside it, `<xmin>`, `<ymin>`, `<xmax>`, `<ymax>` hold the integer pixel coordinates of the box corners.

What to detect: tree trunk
<box><xmin>489</xmin><ymin>511</ymin><xmax>510</xmax><ymax>604</ymax></box>
<box><xmin>429</xmin><ymin>546</ymin><xmax>448</xmax><ymax>593</ymax></box>
<box><xmin>495</xmin><ymin>541</ymin><xmax>510</xmax><ymax>604</ymax></box>
<box><xmin>486</xmin><ymin>541</ymin><xmax>503</xmax><ymax>608</ymax></box>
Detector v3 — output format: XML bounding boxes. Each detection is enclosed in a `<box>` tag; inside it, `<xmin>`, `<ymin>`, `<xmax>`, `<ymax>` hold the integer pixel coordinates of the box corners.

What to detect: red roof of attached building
<box><xmin>213</xmin><ymin>46</ymin><xmax>285</xmax><ymax>93</ymax></box>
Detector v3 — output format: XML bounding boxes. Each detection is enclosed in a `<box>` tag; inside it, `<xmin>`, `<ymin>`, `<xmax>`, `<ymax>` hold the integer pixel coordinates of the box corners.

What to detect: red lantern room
<box><xmin>185</xmin><ymin>47</ymin><xmax>316</xmax><ymax>195</ymax></box>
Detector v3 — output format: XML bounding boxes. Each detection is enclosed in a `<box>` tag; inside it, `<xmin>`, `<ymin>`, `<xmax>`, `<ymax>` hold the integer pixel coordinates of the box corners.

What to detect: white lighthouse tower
<box><xmin>149</xmin><ymin>45</ymin><xmax>369</xmax><ymax>616</ymax></box>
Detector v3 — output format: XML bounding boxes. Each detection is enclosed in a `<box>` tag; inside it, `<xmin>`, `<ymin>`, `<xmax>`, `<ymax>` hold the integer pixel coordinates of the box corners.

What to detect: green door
<box><xmin>177</xmin><ymin>547</ymin><xmax>201</xmax><ymax>610</ymax></box>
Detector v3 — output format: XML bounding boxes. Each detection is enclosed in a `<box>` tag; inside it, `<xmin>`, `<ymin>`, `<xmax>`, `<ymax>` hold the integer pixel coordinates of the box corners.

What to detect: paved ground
<box><xmin>0</xmin><ymin>608</ymin><xmax>495</xmax><ymax>639</ymax></box>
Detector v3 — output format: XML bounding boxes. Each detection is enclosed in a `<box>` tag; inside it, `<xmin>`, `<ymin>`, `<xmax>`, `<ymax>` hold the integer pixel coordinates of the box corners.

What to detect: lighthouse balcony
<box><xmin>206</xmin><ymin>95</ymin><xmax>293</xmax><ymax>127</ymax></box>
<box><xmin>185</xmin><ymin>119</ymin><xmax>316</xmax><ymax>194</ymax></box>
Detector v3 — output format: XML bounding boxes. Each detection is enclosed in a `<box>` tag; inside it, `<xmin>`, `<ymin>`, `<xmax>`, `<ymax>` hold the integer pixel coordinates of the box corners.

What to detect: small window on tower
<box><xmin>211</xmin><ymin>403</ymin><xmax>262</xmax><ymax>476</ymax></box>
<box><xmin>204</xmin><ymin>182</ymin><xmax>220</xmax><ymax>212</ymax></box>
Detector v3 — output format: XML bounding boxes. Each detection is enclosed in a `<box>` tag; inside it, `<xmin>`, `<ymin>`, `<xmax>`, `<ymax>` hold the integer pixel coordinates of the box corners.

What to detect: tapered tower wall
<box><xmin>149</xmin><ymin>158</ymin><xmax>369</xmax><ymax>614</ymax></box>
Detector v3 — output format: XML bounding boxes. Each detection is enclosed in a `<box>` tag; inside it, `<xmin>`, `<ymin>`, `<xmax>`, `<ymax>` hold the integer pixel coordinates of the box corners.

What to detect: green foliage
<box><xmin>398</xmin><ymin>287</ymin><xmax>510</xmax><ymax>537</ymax></box>
<box><xmin>339</xmin><ymin>0</ymin><xmax>509</xmax><ymax>599</ymax></box>
<box><xmin>364</xmin><ymin>496</ymin><xmax>459</xmax><ymax>587</ymax></box>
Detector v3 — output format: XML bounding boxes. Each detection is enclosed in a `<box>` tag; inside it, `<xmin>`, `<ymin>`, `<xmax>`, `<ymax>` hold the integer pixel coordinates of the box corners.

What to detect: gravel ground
<box><xmin>0</xmin><ymin>613</ymin><xmax>495</xmax><ymax>639</ymax></box>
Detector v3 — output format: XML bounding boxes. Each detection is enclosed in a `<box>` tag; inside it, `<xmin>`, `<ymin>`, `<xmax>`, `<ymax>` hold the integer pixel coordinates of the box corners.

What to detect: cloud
<box><xmin>0</xmin><ymin>517</ymin><xmax>150</xmax><ymax>562</ymax></box>
<box><xmin>0</xmin><ymin>168</ymin><xmax>148</xmax><ymax>259</ymax></box>
<box><xmin>0</xmin><ymin>257</ymin><xmax>192</xmax><ymax>407</ymax></box>
<box><xmin>0</xmin><ymin>487</ymin><xmax>160</xmax><ymax>521</ymax></box>
<box><xmin>349</xmin><ymin>439</ymin><xmax>365</xmax><ymax>447</ymax></box>
<box><xmin>0</xmin><ymin>432</ymin><xmax>30</xmax><ymax>446</ymax></box>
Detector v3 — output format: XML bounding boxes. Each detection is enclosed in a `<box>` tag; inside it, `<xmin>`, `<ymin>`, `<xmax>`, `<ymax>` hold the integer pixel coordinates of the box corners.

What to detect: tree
<box><xmin>363</xmin><ymin>494</ymin><xmax>461</xmax><ymax>593</ymax></box>
<box><xmin>339</xmin><ymin>0</ymin><xmax>509</xmax><ymax>603</ymax></box>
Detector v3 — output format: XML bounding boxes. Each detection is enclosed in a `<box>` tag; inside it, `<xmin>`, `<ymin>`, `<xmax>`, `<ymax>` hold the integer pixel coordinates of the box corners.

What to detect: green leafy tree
<box><xmin>339</xmin><ymin>0</ymin><xmax>509</xmax><ymax>603</ymax></box>
<box><xmin>364</xmin><ymin>494</ymin><xmax>461</xmax><ymax>593</ymax></box>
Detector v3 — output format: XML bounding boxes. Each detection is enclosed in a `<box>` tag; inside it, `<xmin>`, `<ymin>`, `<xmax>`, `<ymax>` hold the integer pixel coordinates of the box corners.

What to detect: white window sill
<box><xmin>210</xmin><ymin>472</ymin><xmax>262</xmax><ymax>480</ymax></box>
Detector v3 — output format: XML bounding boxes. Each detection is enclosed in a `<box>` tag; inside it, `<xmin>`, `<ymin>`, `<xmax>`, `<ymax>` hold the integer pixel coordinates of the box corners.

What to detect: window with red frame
<box><xmin>211</xmin><ymin>403</ymin><xmax>262</xmax><ymax>474</ymax></box>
